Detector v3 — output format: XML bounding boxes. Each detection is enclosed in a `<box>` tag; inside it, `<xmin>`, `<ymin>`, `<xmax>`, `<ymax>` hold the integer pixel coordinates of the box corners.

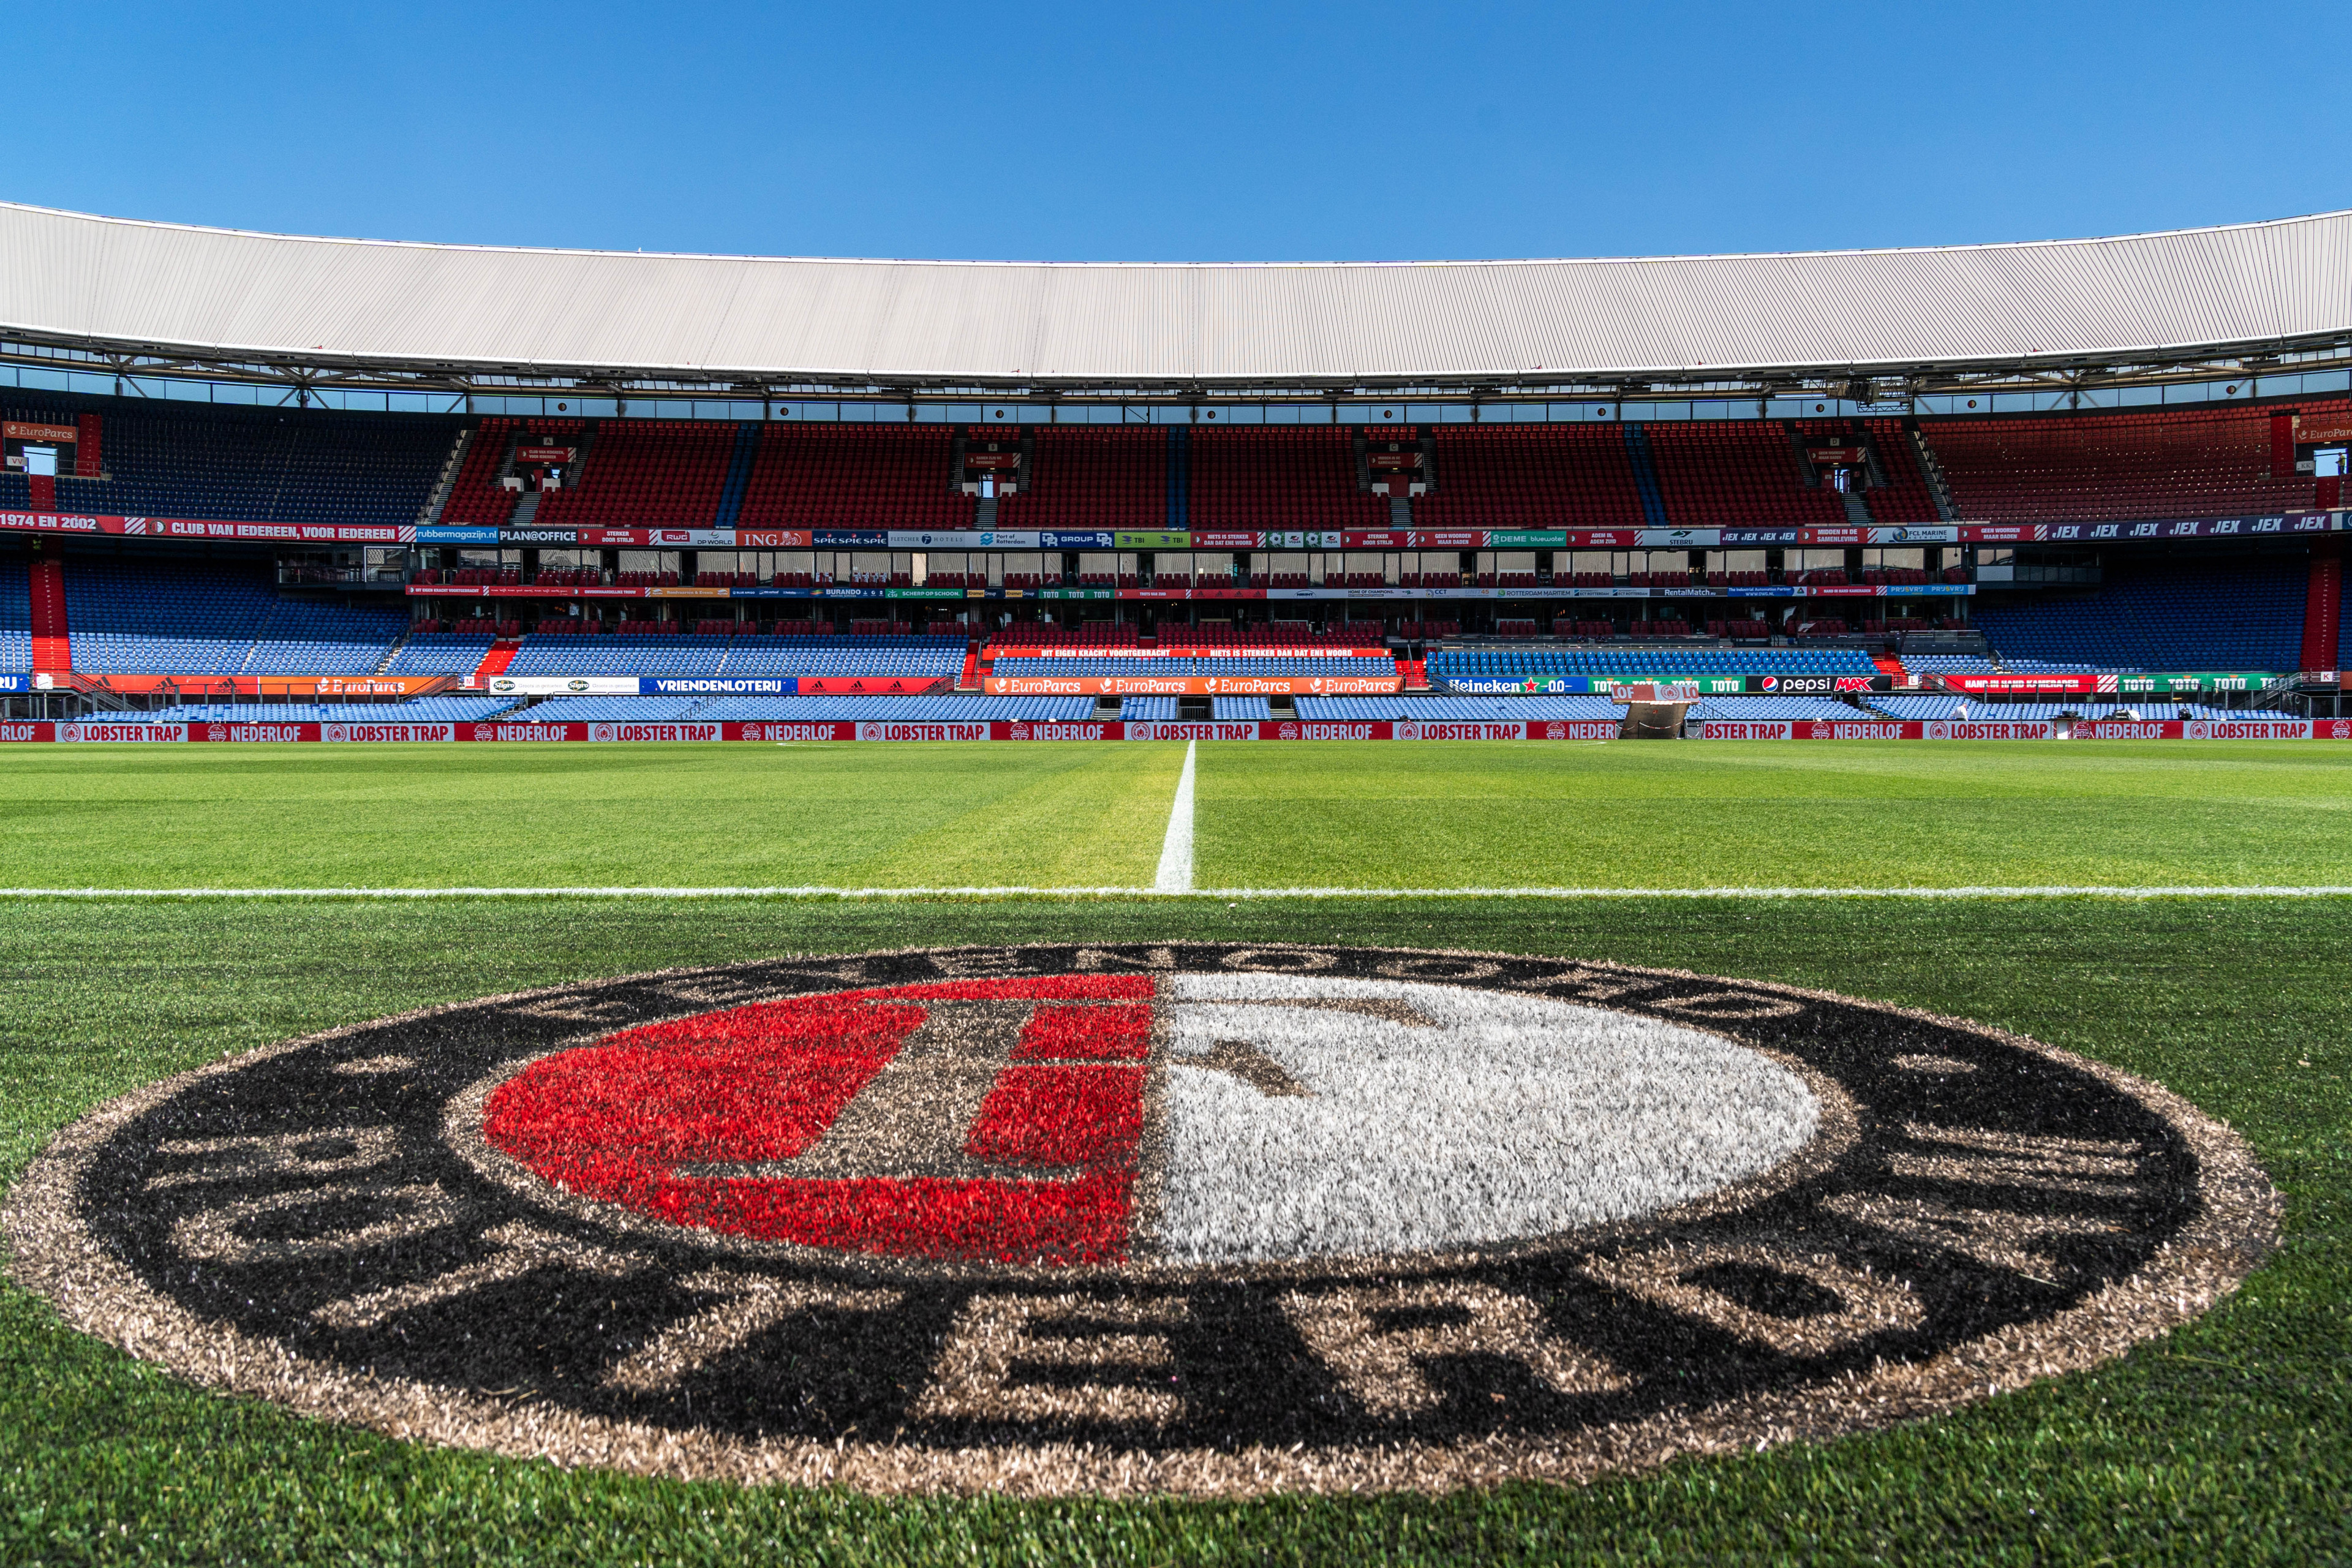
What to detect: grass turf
<box><xmin>1</xmin><ymin>894</ymin><xmax>2344</xmax><ymax>1565</ymax></box>
<box><xmin>4</xmin><ymin>739</ymin><xmax>2351</xmax><ymax>889</ymax></box>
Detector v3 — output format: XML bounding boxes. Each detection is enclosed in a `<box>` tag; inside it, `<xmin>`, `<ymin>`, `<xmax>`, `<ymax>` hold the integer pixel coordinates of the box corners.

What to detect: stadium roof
<box><xmin>2</xmin><ymin>200</ymin><xmax>2349</xmax><ymax>398</ymax></box>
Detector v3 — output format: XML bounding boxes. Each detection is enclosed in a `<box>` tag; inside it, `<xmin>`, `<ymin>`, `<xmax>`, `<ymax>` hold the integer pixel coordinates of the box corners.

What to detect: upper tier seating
<box><xmin>1645</xmin><ymin>421</ymin><xmax>1848</xmax><ymax>527</ymax></box>
<box><xmin>1970</xmin><ymin>556</ymin><xmax>2307</xmax><ymax>670</ymax></box>
<box><xmin>1188</xmin><ymin>427</ymin><xmax>1384</xmax><ymax>530</ymax></box>
<box><xmin>1858</xmin><ymin>420</ymin><xmax>1943</xmax><ymax>523</ymax></box>
<box><xmin>436</xmin><ymin>417</ymin><xmax>534</xmax><ymax>526</ymax></box>
<box><xmin>0</xmin><ymin>401</ymin><xmax>450</xmax><ymax>528</ymax></box>
<box><xmin>736</xmin><ymin>423</ymin><xmax>973</xmax><ymax>529</ymax></box>
<box><xmin>1413</xmin><ymin>425</ymin><xmax>1648</xmax><ymax>529</ymax></box>
<box><xmin>1919</xmin><ymin>406</ymin><xmax>2328</xmax><ymax>521</ymax></box>
<box><xmin>533</xmin><ymin>420</ymin><xmax>735</xmax><ymax>528</ymax></box>
<box><xmin>59</xmin><ymin>558</ymin><xmax>407</xmax><ymax>674</ymax></box>
<box><xmin>993</xmin><ymin>427</ymin><xmax>1165</xmax><ymax>530</ymax></box>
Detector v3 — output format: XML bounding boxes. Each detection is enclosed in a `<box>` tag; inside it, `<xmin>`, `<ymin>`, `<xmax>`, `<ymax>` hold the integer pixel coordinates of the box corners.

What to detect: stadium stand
<box><xmin>0</xmin><ymin>558</ymin><xmax>29</xmax><ymax>673</ymax></box>
<box><xmin>1919</xmin><ymin>406</ymin><xmax>2324</xmax><ymax>522</ymax></box>
<box><xmin>1970</xmin><ymin>556</ymin><xmax>2307</xmax><ymax>670</ymax></box>
<box><xmin>435</xmin><ymin>417</ymin><xmax>535</xmax><ymax>526</ymax></box>
<box><xmin>141</xmin><ymin>698</ymin><xmax>517</xmax><ymax>723</ymax></box>
<box><xmin>1645</xmin><ymin>421</ymin><xmax>1848</xmax><ymax>527</ymax></box>
<box><xmin>1858</xmin><ymin>420</ymin><xmax>1944</xmax><ymax>523</ymax></box>
<box><xmin>1411</xmin><ymin>426</ymin><xmax>1648</xmax><ymax>529</ymax></box>
<box><xmin>994</xmin><ymin>427</ymin><xmax>1165</xmax><ymax>530</ymax></box>
<box><xmin>532</xmin><ymin>420</ymin><xmax>736</xmax><ymax>527</ymax></box>
<box><xmin>1188</xmin><ymin>427</ymin><xmax>1385</xmax><ymax>530</ymax></box>
<box><xmin>385</xmin><ymin>633</ymin><xmax>497</xmax><ymax>676</ymax></box>
<box><xmin>736</xmin><ymin>423</ymin><xmax>973</xmax><ymax>529</ymax></box>
<box><xmin>1688</xmin><ymin>696</ymin><xmax>1862</xmax><ymax>721</ymax></box>
<box><xmin>59</xmin><ymin>558</ymin><xmax>407</xmax><ymax>674</ymax></box>
<box><xmin>0</xmin><ymin>401</ymin><xmax>450</xmax><ymax>527</ymax></box>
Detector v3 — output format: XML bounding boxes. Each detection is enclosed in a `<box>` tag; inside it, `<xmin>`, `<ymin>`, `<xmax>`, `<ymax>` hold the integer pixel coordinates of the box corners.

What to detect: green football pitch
<box><xmin>1</xmin><ymin>742</ymin><xmax>2346</xmax><ymax>1564</ymax></box>
<box><xmin>2</xmin><ymin>739</ymin><xmax>2350</xmax><ymax>890</ymax></box>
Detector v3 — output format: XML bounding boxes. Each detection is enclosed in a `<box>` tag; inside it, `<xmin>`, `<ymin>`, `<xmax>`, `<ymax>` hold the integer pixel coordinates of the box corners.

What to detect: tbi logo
<box><xmin>8</xmin><ymin>946</ymin><xmax>2275</xmax><ymax>1498</ymax></box>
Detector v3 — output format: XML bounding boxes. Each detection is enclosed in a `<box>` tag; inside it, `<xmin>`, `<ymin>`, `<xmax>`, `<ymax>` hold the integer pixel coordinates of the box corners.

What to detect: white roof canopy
<box><xmin>1</xmin><ymin>201</ymin><xmax>2346</xmax><ymax>391</ymax></box>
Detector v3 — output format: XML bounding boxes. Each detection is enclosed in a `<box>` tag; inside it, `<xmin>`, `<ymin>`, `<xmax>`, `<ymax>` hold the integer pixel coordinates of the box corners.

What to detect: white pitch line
<box><xmin>3</xmin><ymin>885</ymin><xmax>2351</xmax><ymax>900</ymax></box>
<box><xmin>1153</xmin><ymin>739</ymin><xmax>1197</xmax><ymax>894</ymax></box>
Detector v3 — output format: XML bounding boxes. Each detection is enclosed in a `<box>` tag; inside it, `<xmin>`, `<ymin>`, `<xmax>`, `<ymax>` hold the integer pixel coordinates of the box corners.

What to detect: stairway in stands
<box><xmin>1621</xmin><ymin>424</ymin><xmax>1670</xmax><ymax>526</ymax></box>
<box><xmin>508</xmin><ymin>491</ymin><xmax>542</xmax><ymax>528</ymax></box>
<box><xmin>470</xmin><ymin>638</ymin><xmax>522</xmax><ymax>685</ymax></box>
<box><xmin>2303</xmin><ymin>543</ymin><xmax>2343</xmax><ymax>672</ymax></box>
<box><xmin>371</xmin><ymin>622</ymin><xmax>415</xmax><ymax>676</ymax></box>
<box><xmin>28</xmin><ymin>557</ymin><xmax>69</xmax><ymax>671</ymax></box>
<box><xmin>713</xmin><ymin>422</ymin><xmax>760</xmax><ymax>526</ymax></box>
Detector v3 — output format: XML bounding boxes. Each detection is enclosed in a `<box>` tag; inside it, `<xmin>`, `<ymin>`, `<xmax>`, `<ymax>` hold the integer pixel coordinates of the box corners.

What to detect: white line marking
<box><xmin>3</xmin><ymin>886</ymin><xmax>2350</xmax><ymax>900</ymax></box>
<box><xmin>1153</xmin><ymin>740</ymin><xmax>1197</xmax><ymax>894</ymax></box>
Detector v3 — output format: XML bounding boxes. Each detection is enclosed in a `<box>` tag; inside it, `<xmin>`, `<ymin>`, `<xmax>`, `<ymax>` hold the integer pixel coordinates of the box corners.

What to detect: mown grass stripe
<box><xmin>4</xmin><ymin>884</ymin><xmax>2351</xmax><ymax>900</ymax></box>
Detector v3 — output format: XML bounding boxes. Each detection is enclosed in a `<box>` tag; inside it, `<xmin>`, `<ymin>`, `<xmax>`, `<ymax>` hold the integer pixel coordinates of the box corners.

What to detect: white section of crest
<box><xmin>1152</xmin><ymin>741</ymin><xmax>1197</xmax><ymax>895</ymax></box>
<box><xmin>3</xmin><ymin>884</ymin><xmax>2350</xmax><ymax>900</ymax></box>
<box><xmin>1153</xmin><ymin>974</ymin><xmax>1818</xmax><ymax>1262</ymax></box>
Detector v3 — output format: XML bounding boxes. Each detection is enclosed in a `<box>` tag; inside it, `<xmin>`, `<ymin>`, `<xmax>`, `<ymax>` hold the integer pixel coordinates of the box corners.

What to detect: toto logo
<box><xmin>5</xmin><ymin>945</ymin><xmax>2275</xmax><ymax>1498</ymax></box>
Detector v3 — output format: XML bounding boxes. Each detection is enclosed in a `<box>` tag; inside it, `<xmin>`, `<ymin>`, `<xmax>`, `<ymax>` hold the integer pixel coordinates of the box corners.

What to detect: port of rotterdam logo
<box><xmin>6</xmin><ymin>944</ymin><xmax>2278</xmax><ymax>1497</ymax></box>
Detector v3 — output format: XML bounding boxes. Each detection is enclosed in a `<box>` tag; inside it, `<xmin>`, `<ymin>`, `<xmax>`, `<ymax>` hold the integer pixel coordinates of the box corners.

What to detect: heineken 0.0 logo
<box><xmin>6</xmin><ymin>946</ymin><xmax>2277</xmax><ymax>1496</ymax></box>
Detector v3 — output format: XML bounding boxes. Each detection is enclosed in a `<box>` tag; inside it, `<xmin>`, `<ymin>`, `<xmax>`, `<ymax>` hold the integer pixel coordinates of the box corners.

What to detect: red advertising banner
<box><xmin>320</xmin><ymin>722</ymin><xmax>456</xmax><ymax>743</ymax></box>
<box><xmin>457</xmin><ymin>720</ymin><xmax>591</xmax><ymax>742</ymax></box>
<box><xmin>723</xmin><ymin>720</ymin><xmax>859</xmax><ymax>742</ymax></box>
<box><xmin>20</xmin><ymin>715</ymin><xmax>2343</xmax><ymax>746</ymax></box>
<box><xmin>514</xmin><ymin>446</ymin><xmax>577</xmax><ymax>462</ymax></box>
<box><xmin>4</xmin><ymin>421</ymin><xmax>78</xmax><ymax>444</ymax></box>
<box><xmin>2295</xmin><ymin>414</ymin><xmax>2352</xmax><ymax>445</ymax></box>
<box><xmin>0</xmin><ymin>510</ymin><xmax>409</xmax><ymax>544</ymax></box>
<box><xmin>1793</xmin><ymin>720</ymin><xmax>1921</xmax><ymax>739</ymax></box>
<box><xmin>54</xmin><ymin>722</ymin><xmax>192</xmax><ymax>742</ymax></box>
<box><xmin>1937</xmin><ymin>674</ymin><xmax>2101</xmax><ymax>695</ymax></box>
<box><xmin>985</xmin><ymin>674</ymin><xmax>1401</xmax><ymax>696</ymax></box>
<box><xmin>1123</xmin><ymin>721</ymin><xmax>1265</xmax><ymax>742</ymax></box>
<box><xmin>792</xmin><ymin>676</ymin><xmax>951</xmax><ymax>695</ymax></box>
<box><xmin>850</xmin><ymin>720</ymin><xmax>993</xmax><ymax>742</ymax></box>
<box><xmin>186</xmin><ymin>722</ymin><xmax>320</xmax><ymax>743</ymax></box>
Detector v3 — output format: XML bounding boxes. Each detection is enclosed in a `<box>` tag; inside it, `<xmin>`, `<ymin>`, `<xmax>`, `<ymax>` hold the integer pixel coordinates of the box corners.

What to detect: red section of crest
<box><xmin>967</xmin><ymin>1066</ymin><xmax>1147</xmax><ymax>1167</ymax></box>
<box><xmin>1012</xmin><ymin>1003</ymin><xmax>1152</xmax><ymax>1061</ymax></box>
<box><xmin>482</xmin><ymin>974</ymin><xmax>1155</xmax><ymax>1264</ymax></box>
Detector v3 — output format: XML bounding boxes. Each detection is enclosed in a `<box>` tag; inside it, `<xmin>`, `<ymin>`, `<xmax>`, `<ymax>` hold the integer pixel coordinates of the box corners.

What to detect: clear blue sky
<box><xmin>15</xmin><ymin>2</ymin><xmax>2345</xmax><ymax>263</ymax></box>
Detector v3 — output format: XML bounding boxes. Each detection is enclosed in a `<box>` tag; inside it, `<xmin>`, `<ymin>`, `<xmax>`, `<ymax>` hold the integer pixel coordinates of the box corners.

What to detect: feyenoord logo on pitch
<box><xmin>7</xmin><ymin>946</ymin><xmax>2277</xmax><ymax>1496</ymax></box>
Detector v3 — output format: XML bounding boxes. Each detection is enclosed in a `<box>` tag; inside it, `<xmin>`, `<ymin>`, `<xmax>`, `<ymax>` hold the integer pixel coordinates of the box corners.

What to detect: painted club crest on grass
<box><xmin>7</xmin><ymin>946</ymin><xmax>2278</xmax><ymax>1497</ymax></box>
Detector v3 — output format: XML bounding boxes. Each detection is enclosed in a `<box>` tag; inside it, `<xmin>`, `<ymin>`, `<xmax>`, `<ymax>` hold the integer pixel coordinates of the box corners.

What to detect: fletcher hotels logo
<box><xmin>5</xmin><ymin>946</ymin><xmax>2275</xmax><ymax>1499</ymax></box>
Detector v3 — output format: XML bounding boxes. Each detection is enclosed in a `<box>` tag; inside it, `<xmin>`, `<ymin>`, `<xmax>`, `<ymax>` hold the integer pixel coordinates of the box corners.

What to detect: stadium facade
<box><xmin>0</xmin><ymin>202</ymin><xmax>2346</xmax><ymax>739</ymax></box>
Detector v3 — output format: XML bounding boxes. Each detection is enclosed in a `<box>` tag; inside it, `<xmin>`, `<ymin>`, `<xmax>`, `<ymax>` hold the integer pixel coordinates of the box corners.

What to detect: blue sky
<box><xmin>16</xmin><ymin>2</ymin><xmax>2346</xmax><ymax>263</ymax></box>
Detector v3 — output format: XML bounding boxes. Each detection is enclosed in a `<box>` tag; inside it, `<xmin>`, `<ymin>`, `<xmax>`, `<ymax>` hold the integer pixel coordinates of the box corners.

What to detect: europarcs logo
<box><xmin>4</xmin><ymin>945</ymin><xmax>2275</xmax><ymax>1498</ymax></box>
